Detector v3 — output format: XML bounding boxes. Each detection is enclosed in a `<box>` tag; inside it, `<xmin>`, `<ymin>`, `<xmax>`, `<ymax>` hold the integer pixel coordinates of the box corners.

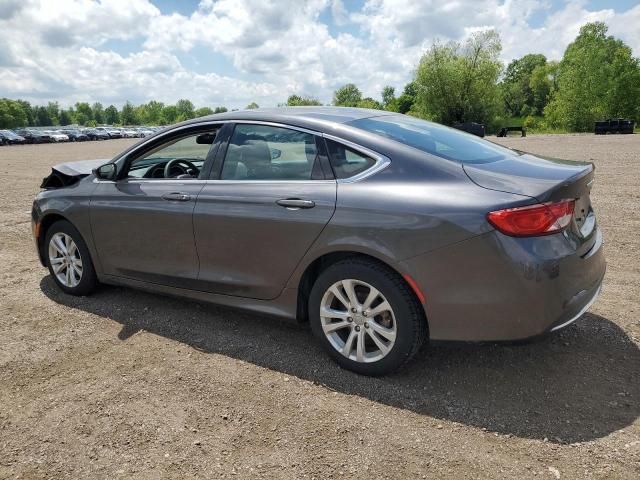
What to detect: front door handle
<box><xmin>162</xmin><ymin>192</ymin><xmax>191</xmax><ymax>202</ymax></box>
<box><xmin>276</xmin><ymin>198</ymin><xmax>315</xmax><ymax>209</ymax></box>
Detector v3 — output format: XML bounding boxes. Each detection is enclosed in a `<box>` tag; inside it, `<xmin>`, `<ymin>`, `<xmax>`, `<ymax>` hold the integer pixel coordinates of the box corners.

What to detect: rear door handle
<box><xmin>276</xmin><ymin>198</ymin><xmax>315</xmax><ymax>209</ymax></box>
<box><xmin>162</xmin><ymin>192</ymin><xmax>191</xmax><ymax>202</ymax></box>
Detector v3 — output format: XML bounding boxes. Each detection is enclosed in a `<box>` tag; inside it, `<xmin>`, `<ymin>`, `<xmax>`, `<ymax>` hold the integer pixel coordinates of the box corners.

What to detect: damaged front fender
<box><xmin>41</xmin><ymin>159</ymin><xmax>110</xmax><ymax>189</ymax></box>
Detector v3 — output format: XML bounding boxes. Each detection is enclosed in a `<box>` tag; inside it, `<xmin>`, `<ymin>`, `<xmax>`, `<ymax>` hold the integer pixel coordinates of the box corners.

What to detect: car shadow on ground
<box><xmin>40</xmin><ymin>276</ymin><xmax>639</xmax><ymax>444</ymax></box>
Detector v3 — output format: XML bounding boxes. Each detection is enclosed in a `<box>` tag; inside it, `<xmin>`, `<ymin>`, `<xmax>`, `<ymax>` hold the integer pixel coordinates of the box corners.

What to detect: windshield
<box><xmin>348</xmin><ymin>115</ymin><xmax>519</xmax><ymax>164</ymax></box>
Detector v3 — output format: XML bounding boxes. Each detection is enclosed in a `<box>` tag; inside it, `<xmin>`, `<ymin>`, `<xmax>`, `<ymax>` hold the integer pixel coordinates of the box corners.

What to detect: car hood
<box><xmin>51</xmin><ymin>158</ymin><xmax>110</xmax><ymax>176</ymax></box>
<box><xmin>41</xmin><ymin>158</ymin><xmax>110</xmax><ymax>189</ymax></box>
<box><xmin>462</xmin><ymin>152</ymin><xmax>593</xmax><ymax>202</ymax></box>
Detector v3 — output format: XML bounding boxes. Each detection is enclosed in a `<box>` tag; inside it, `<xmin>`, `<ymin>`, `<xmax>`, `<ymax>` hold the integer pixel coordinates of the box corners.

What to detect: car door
<box><xmin>193</xmin><ymin>122</ymin><xmax>337</xmax><ymax>300</ymax></box>
<box><xmin>90</xmin><ymin>125</ymin><xmax>223</xmax><ymax>288</ymax></box>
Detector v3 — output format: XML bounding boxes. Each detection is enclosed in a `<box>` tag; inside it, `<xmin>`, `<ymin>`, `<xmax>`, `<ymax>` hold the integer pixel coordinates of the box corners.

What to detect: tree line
<box><xmin>324</xmin><ymin>22</ymin><xmax>640</xmax><ymax>132</ymax></box>
<box><xmin>1</xmin><ymin>22</ymin><xmax>638</xmax><ymax>133</ymax></box>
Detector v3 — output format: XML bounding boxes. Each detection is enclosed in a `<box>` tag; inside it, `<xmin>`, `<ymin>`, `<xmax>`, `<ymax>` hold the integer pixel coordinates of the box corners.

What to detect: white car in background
<box><xmin>122</xmin><ymin>128</ymin><xmax>139</xmax><ymax>138</ymax></box>
<box><xmin>44</xmin><ymin>130</ymin><xmax>69</xmax><ymax>142</ymax></box>
<box><xmin>137</xmin><ymin>127</ymin><xmax>154</xmax><ymax>137</ymax></box>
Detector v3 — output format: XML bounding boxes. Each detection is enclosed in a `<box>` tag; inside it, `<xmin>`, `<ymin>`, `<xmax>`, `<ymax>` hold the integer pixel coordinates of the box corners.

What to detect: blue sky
<box><xmin>0</xmin><ymin>0</ymin><xmax>638</xmax><ymax>108</ymax></box>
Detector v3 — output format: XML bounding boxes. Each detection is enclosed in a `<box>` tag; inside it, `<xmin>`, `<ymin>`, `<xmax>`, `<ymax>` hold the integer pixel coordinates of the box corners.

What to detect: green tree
<box><xmin>245</xmin><ymin>102</ymin><xmax>259</xmax><ymax>109</ymax></box>
<box><xmin>161</xmin><ymin>105</ymin><xmax>178</xmax><ymax>124</ymax></box>
<box><xmin>92</xmin><ymin>102</ymin><xmax>104</xmax><ymax>124</ymax></box>
<box><xmin>46</xmin><ymin>102</ymin><xmax>60</xmax><ymax>125</ymax></box>
<box><xmin>381</xmin><ymin>86</ymin><xmax>396</xmax><ymax>110</ymax></box>
<box><xmin>15</xmin><ymin>100</ymin><xmax>35</xmax><ymax>126</ymax></box>
<box><xmin>35</xmin><ymin>105</ymin><xmax>53</xmax><ymax>126</ymax></box>
<box><xmin>0</xmin><ymin>98</ymin><xmax>29</xmax><ymax>128</ymax></box>
<box><xmin>414</xmin><ymin>30</ymin><xmax>503</xmax><ymax>126</ymax></box>
<box><xmin>357</xmin><ymin>97</ymin><xmax>383</xmax><ymax>109</ymax></box>
<box><xmin>104</xmin><ymin>105</ymin><xmax>119</xmax><ymax>125</ymax></box>
<box><xmin>501</xmin><ymin>53</ymin><xmax>548</xmax><ymax>116</ymax></box>
<box><xmin>120</xmin><ymin>101</ymin><xmax>139</xmax><ymax>125</ymax></box>
<box><xmin>75</xmin><ymin>102</ymin><xmax>93</xmax><ymax>124</ymax></box>
<box><xmin>136</xmin><ymin>100</ymin><xmax>164</xmax><ymax>124</ymax></box>
<box><xmin>59</xmin><ymin>109</ymin><xmax>74</xmax><ymax>126</ymax></box>
<box><xmin>194</xmin><ymin>107</ymin><xmax>214</xmax><ymax>117</ymax></box>
<box><xmin>285</xmin><ymin>94</ymin><xmax>322</xmax><ymax>106</ymax></box>
<box><xmin>545</xmin><ymin>22</ymin><xmax>640</xmax><ymax>131</ymax></box>
<box><xmin>175</xmin><ymin>99</ymin><xmax>195</xmax><ymax>120</ymax></box>
<box><xmin>529</xmin><ymin>61</ymin><xmax>559</xmax><ymax>116</ymax></box>
<box><xmin>395</xmin><ymin>82</ymin><xmax>418</xmax><ymax>114</ymax></box>
<box><xmin>332</xmin><ymin>83</ymin><xmax>362</xmax><ymax>107</ymax></box>
<box><xmin>214</xmin><ymin>106</ymin><xmax>228</xmax><ymax>113</ymax></box>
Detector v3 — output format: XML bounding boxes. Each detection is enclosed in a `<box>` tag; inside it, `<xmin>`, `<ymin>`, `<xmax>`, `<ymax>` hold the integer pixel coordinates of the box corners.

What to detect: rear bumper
<box><xmin>403</xmin><ymin>227</ymin><xmax>606</xmax><ymax>341</ymax></box>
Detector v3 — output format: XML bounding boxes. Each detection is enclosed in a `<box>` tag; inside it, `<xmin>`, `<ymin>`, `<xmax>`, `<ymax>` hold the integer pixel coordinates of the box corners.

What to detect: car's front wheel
<box><xmin>309</xmin><ymin>259</ymin><xmax>427</xmax><ymax>376</ymax></box>
<box><xmin>45</xmin><ymin>220</ymin><xmax>97</xmax><ymax>296</ymax></box>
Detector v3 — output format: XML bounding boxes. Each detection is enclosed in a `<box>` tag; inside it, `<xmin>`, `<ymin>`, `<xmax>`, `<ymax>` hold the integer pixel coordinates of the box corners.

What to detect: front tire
<box><xmin>309</xmin><ymin>259</ymin><xmax>427</xmax><ymax>376</ymax></box>
<box><xmin>45</xmin><ymin>220</ymin><xmax>97</xmax><ymax>296</ymax></box>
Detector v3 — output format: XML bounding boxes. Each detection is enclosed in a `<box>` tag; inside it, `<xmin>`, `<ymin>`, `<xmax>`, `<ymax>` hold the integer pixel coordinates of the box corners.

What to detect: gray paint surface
<box><xmin>33</xmin><ymin>107</ymin><xmax>605</xmax><ymax>341</ymax></box>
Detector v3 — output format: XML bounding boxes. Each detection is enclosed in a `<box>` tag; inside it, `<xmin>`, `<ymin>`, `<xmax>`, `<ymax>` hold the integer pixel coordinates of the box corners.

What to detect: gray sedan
<box><xmin>32</xmin><ymin>107</ymin><xmax>605</xmax><ymax>375</ymax></box>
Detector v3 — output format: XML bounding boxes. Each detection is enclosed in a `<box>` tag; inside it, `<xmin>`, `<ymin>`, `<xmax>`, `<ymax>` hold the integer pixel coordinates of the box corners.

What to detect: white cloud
<box><xmin>0</xmin><ymin>0</ymin><xmax>638</xmax><ymax>108</ymax></box>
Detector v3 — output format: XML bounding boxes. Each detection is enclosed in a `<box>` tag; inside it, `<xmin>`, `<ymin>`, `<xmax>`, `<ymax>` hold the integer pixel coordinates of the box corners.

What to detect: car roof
<box><xmin>183</xmin><ymin>107</ymin><xmax>396</xmax><ymax>132</ymax></box>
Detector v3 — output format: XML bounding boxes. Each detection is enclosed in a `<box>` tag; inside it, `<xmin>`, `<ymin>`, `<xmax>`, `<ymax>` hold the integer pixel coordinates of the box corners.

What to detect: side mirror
<box><xmin>196</xmin><ymin>133</ymin><xmax>215</xmax><ymax>144</ymax></box>
<box><xmin>94</xmin><ymin>163</ymin><xmax>117</xmax><ymax>181</ymax></box>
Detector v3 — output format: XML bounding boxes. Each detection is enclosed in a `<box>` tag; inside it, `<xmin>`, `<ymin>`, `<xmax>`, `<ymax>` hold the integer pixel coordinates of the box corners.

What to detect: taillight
<box><xmin>487</xmin><ymin>199</ymin><xmax>575</xmax><ymax>237</ymax></box>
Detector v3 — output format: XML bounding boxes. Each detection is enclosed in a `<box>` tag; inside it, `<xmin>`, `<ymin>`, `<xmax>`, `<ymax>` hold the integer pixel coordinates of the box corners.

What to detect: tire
<box><xmin>309</xmin><ymin>258</ymin><xmax>427</xmax><ymax>376</ymax></box>
<box><xmin>44</xmin><ymin>220</ymin><xmax>97</xmax><ymax>296</ymax></box>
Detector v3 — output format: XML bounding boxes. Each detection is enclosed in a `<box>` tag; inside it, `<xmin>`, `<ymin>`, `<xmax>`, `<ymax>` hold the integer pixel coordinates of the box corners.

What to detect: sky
<box><xmin>0</xmin><ymin>0</ymin><xmax>638</xmax><ymax>109</ymax></box>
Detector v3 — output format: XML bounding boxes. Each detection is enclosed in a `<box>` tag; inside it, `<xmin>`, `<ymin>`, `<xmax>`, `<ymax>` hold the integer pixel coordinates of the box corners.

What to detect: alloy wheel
<box><xmin>48</xmin><ymin>232</ymin><xmax>83</xmax><ymax>288</ymax></box>
<box><xmin>320</xmin><ymin>279</ymin><xmax>397</xmax><ymax>363</ymax></box>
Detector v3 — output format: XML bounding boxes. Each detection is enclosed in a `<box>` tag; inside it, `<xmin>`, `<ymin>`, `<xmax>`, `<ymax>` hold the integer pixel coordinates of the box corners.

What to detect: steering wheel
<box><xmin>164</xmin><ymin>158</ymin><xmax>199</xmax><ymax>178</ymax></box>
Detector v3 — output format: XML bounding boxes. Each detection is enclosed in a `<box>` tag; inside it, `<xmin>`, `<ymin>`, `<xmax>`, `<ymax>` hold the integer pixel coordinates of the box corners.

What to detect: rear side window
<box><xmin>349</xmin><ymin>115</ymin><xmax>518</xmax><ymax>164</ymax></box>
<box><xmin>221</xmin><ymin>124</ymin><xmax>320</xmax><ymax>180</ymax></box>
<box><xmin>325</xmin><ymin>139</ymin><xmax>376</xmax><ymax>179</ymax></box>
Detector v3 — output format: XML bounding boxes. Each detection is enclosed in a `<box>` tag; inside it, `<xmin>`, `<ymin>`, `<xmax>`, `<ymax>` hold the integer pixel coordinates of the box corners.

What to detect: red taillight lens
<box><xmin>487</xmin><ymin>199</ymin><xmax>575</xmax><ymax>237</ymax></box>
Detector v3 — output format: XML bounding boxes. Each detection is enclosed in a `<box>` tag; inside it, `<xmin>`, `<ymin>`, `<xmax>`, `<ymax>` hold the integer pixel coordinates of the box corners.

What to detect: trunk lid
<box><xmin>463</xmin><ymin>152</ymin><xmax>598</xmax><ymax>249</ymax></box>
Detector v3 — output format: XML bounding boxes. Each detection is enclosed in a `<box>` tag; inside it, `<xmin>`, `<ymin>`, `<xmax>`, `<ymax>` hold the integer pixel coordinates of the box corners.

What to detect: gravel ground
<box><xmin>0</xmin><ymin>135</ymin><xmax>638</xmax><ymax>479</ymax></box>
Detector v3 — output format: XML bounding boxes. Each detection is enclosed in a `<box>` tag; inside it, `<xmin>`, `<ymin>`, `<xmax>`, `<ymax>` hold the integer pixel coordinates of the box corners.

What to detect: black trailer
<box><xmin>594</xmin><ymin>118</ymin><xmax>635</xmax><ymax>134</ymax></box>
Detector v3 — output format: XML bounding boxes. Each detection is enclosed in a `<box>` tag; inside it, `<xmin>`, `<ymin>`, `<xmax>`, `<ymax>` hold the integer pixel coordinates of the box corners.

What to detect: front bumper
<box><xmin>403</xmin><ymin>227</ymin><xmax>606</xmax><ymax>341</ymax></box>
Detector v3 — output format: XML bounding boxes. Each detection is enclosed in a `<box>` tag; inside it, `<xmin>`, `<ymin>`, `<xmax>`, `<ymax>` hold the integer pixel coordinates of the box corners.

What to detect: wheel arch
<box><xmin>295</xmin><ymin>250</ymin><xmax>427</xmax><ymax>327</ymax></box>
<box><xmin>37</xmin><ymin>212</ymin><xmax>70</xmax><ymax>266</ymax></box>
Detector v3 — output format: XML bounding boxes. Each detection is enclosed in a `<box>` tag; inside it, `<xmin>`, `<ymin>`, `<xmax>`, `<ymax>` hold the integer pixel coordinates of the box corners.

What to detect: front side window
<box><xmin>126</xmin><ymin>130</ymin><xmax>217</xmax><ymax>179</ymax></box>
<box><xmin>221</xmin><ymin>124</ymin><xmax>319</xmax><ymax>180</ymax></box>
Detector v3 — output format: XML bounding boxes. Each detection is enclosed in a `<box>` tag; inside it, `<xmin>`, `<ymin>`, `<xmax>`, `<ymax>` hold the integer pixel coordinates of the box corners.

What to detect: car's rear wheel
<box><xmin>309</xmin><ymin>259</ymin><xmax>427</xmax><ymax>376</ymax></box>
<box><xmin>45</xmin><ymin>220</ymin><xmax>97</xmax><ymax>296</ymax></box>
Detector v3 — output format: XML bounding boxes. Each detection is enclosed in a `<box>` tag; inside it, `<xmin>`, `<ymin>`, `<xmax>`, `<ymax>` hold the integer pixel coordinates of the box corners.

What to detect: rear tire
<box><xmin>309</xmin><ymin>259</ymin><xmax>427</xmax><ymax>376</ymax></box>
<box><xmin>45</xmin><ymin>220</ymin><xmax>97</xmax><ymax>296</ymax></box>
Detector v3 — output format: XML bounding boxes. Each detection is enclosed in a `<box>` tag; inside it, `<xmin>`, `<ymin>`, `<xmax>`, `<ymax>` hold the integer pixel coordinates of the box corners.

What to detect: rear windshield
<box><xmin>348</xmin><ymin>115</ymin><xmax>518</xmax><ymax>164</ymax></box>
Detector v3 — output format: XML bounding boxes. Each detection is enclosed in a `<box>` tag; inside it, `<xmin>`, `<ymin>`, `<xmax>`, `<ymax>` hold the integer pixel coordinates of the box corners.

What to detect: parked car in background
<box><xmin>15</xmin><ymin>129</ymin><xmax>52</xmax><ymax>144</ymax></box>
<box><xmin>83</xmin><ymin>128</ymin><xmax>110</xmax><ymax>140</ymax></box>
<box><xmin>43</xmin><ymin>130</ymin><xmax>70</xmax><ymax>142</ymax></box>
<box><xmin>0</xmin><ymin>129</ymin><xmax>27</xmax><ymax>145</ymax></box>
<box><xmin>121</xmin><ymin>128</ymin><xmax>139</xmax><ymax>138</ymax></box>
<box><xmin>106</xmin><ymin>128</ymin><xmax>123</xmax><ymax>139</ymax></box>
<box><xmin>61</xmin><ymin>129</ymin><xmax>89</xmax><ymax>142</ymax></box>
<box><xmin>136</xmin><ymin>127</ymin><xmax>154</xmax><ymax>137</ymax></box>
<box><xmin>33</xmin><ymin>107</ymin><xmax>605</xmax><ymax>375</ymax></box>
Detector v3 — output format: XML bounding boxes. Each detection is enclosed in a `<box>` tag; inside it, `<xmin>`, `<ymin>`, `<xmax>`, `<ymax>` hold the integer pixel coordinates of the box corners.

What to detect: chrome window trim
<box><xmin>322</xmin><ymin>133</ymin><xmax>391</xmax><ymax>183</ymax></box>
<box><xmin>99</xmin><ymin>119</ymin><xmax>389</xmax><ymax>184</ymax></box>
<box><xmin>114</xmin><ymin>120</ymin><xmax>226</xmax><ymax>166</ymax></box>
<box><xmin>229</xmin><ymin>119</ymin><xmax>321</xmax><ymax>136</ymax></box>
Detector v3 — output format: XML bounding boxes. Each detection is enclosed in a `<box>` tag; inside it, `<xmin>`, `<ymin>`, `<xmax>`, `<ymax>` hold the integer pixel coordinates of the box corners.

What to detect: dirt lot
<box><xmin>0</xmin><ymin>135</ymin><xmax>638</xmax><ymax>479</ymax></box>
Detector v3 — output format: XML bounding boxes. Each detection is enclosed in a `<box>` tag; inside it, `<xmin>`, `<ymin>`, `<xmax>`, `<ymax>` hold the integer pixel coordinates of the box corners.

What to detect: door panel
<box><xmin>193</xmin><ymin>180</ymin><xmax>336</xmax><ymax>299</ymax></box>
<box><xmin>90</xmin><ymin>180</ymin><xmax>205</xmax><ymax>286</ymax></box>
